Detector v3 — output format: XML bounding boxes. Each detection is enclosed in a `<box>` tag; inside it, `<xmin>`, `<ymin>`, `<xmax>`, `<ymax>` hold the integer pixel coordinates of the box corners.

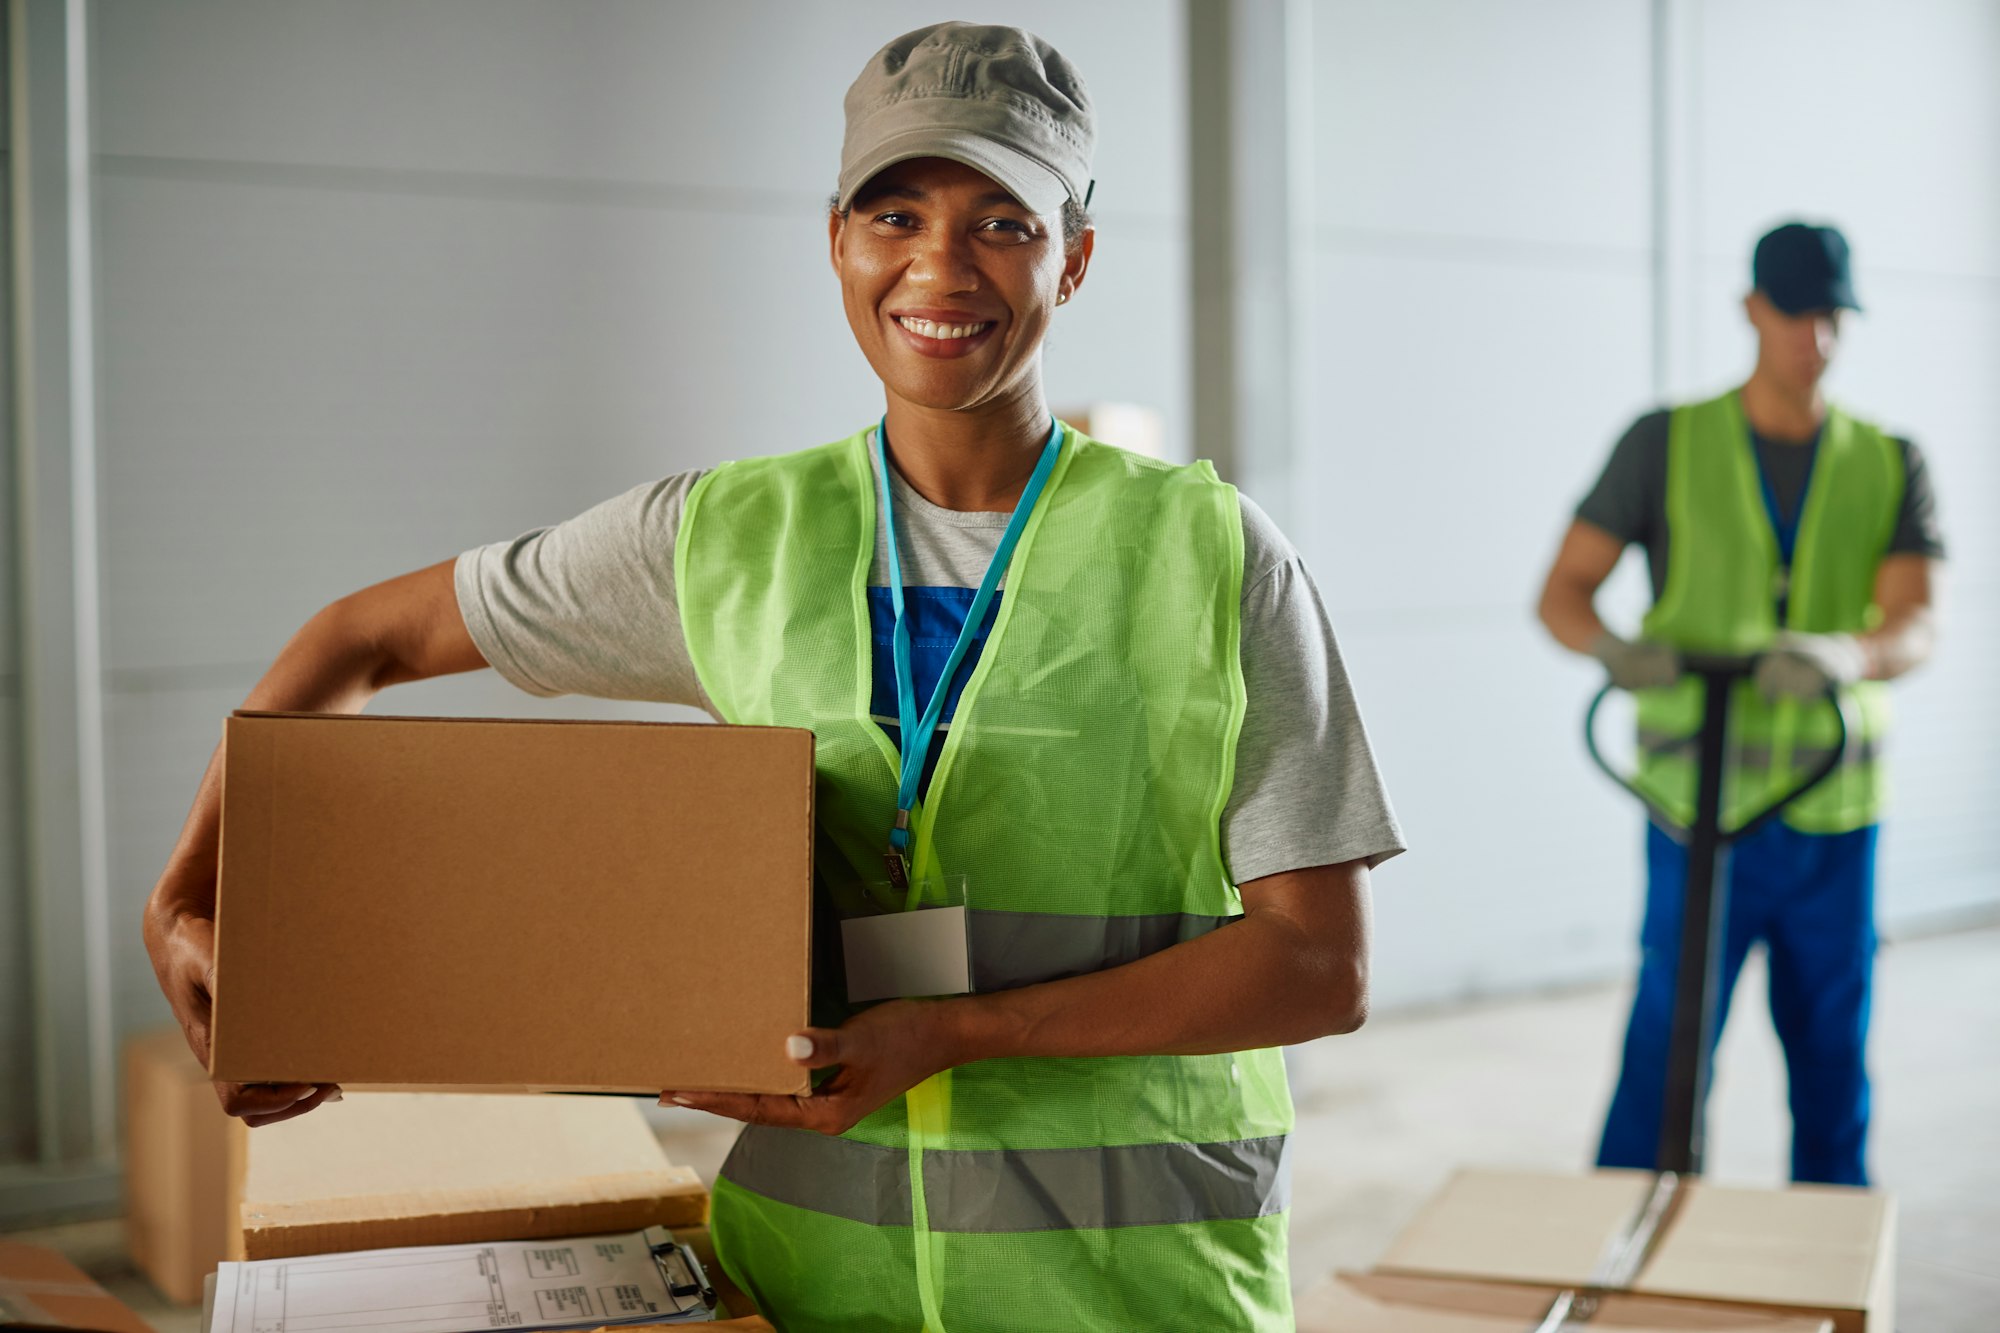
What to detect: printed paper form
<box><xmin>208</xmin><ymin>1230</ymin><xmax>712</xmax><ymax>1333</ymax></box>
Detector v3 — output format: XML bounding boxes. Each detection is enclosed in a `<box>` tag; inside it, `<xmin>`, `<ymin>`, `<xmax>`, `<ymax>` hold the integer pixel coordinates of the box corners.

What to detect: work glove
<box><xmin>1755</xmin><ymin>631</ymin><xmax>1867</xmax><ymax>701</ymax></box>
<box><xmin>1590</xmin><ymin>632</ymin><xmax>1681</xmax><ymax>691</ymax></box>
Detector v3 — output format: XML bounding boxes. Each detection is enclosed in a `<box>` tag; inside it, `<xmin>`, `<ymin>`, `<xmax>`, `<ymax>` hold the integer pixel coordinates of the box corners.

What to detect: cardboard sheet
<box><xmin>1638</xmin><ymin>1182</ymin><xmax>1892</xmax><ymax>1313</ymax></box>
<box><xmin>1296</xmin><ymin>1272</ymin><xmax>1833</xmax><ymax>1333</ymax></box>
<box><xmin>233</xmin><ymin>1092</ymin><xmax>708</xmax><ymax>1260</ymax></box>
<box><xmin>0</xmin><ymin>1243</ymin><xmax>155</xmax><ymax>1333</ymax></box>
<box><xmin>1376</xmin><ymin>1169</ymin><xmax>1894</xmax><ymax>1333</ymax></box>
<box><xmin>210</xmin><ymin>713</ymin><xmax>813</xmax><ymax>1094</ymax></box>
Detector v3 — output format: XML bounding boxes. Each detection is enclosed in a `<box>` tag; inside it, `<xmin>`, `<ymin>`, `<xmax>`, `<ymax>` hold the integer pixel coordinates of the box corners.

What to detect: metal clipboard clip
<box><xmin>642</xmin><ymin>1226</ymin><xmax>718</xmax><ymax>1316</ymax></box>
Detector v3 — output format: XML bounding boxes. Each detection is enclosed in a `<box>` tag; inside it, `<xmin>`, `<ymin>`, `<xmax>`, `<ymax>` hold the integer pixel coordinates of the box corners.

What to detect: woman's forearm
<box><xmin>938</xmin><ymin>861</ymin><xmax>1370</xmax><ymax>1067</ymax></box>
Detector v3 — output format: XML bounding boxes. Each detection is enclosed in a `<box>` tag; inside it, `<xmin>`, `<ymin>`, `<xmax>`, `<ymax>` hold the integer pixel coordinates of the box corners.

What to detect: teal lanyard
<box><xmin>1752</xmin><ymin>431</ymin><xmax>1818</xmax><ymax>624</ymax></box>
<box><xmin>874</xmin><ymin>414</ymin><xmax>1063</xmax><ymax>885</ymax></box>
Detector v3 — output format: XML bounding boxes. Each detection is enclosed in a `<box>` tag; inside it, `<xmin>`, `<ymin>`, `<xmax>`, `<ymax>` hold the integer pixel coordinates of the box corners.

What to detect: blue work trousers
<box><xmin>1596</xmin><ymin>820</ymin><xmax>1877</xmax><ymax>1186</ymax></box>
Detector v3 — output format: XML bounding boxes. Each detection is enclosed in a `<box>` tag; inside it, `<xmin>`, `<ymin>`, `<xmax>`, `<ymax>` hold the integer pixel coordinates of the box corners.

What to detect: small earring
<box><xmin>1057</xmin><ymin>294</ymin><xmax>1068</xmax><ymax>305</ymax></box>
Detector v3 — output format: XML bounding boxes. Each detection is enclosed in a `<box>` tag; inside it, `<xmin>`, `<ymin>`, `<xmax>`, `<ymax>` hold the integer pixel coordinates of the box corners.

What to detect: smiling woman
<box><xmin>139</xmin><ymin>19</ymin><xmax>1403</xmax><ymax>1333</ymax></box>
<box><xmin>829</xmin><ymin>158</ymin><xmax>1092</xmax><ymax>456</ymax></box>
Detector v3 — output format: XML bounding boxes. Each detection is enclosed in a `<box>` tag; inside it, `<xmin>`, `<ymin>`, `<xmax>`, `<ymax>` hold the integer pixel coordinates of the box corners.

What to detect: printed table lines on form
<box><xmin>244</xmin><ymin>1248</ymin><xmax>510</xmax><ymax>1333</ymax></box>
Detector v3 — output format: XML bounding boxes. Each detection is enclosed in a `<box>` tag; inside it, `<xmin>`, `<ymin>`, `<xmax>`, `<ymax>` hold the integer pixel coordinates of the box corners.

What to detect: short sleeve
<box><xmin>1575</xmin><ymin>409</ymin><xmax>1670</xmax><ymax>546</ymax></box>
<box><xmin>1887</xmin><ymin>438</ymin><xmax>1947</xmax><ymax>560</ymax></box>
<box><xmin>454</xmin><ymin>471</ymin><xmax>713</xmax><ymax>708</ymax></box>
<box><xmin>1221</xmin><ymin>494</ymin><xmax>1407</xmax><ymax>883</ymax></box>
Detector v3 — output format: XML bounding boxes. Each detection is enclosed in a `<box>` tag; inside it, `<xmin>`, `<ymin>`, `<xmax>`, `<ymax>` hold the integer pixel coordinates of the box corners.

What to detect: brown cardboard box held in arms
<box><xmin>207</xmin><ymin>712</ymin><xmax>814</xmax><ymax>1095</ymax></box>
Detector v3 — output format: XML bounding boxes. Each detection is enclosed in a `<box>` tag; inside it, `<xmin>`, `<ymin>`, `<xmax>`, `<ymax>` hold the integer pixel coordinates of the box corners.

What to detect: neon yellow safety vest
<box><xmin>675</xmin><ymin>425</ymin><xmax>1293</xmax><ymax>1331</ymax></box>
<box><xmin>1635</xmin><ymin>391</ymin><xmax>1902</xmax><ymax>833</ymax></box>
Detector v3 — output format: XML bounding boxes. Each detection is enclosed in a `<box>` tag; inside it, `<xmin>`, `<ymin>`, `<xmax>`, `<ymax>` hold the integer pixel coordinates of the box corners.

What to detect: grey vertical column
<box><xmin>1186</xmin><ymin>0</ymin><xmax>1313</xmax><ymax>526</ymax></box>
<box><xmin>2</xmin><ymin>0</ymin><xmax>118</xmax><ymax>1218</ymax></box>
<box><xmin>1649</xmin><ymin>0</ymin><xmax>1699</xmax><ymax>399</ymax></box>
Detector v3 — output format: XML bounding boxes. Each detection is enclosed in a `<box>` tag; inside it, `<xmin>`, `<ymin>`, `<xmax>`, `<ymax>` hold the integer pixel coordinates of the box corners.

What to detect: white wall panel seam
<box><xmin>95</xmin><ymin>152</ymin><xmax>1188</xmax><ymax>235</ymax></box>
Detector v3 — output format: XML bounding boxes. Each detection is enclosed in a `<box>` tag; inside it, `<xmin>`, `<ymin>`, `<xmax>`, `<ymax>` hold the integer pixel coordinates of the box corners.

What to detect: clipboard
<box><xmin>200</xmin><ymin>1228</ymin><xmax>718</xmax><ymax>1332</ymax></box>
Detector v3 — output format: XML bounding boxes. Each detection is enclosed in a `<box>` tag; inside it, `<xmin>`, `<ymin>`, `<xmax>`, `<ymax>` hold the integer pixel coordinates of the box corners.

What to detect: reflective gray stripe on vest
<box><xmin>721</xmin><ymin>1125</ymin><xmax>913</xmax><ymax>1226</ymax></box>
<box><xmin>721</xmin><ymin>1126</ymin><xmax>1289</xmax><ymax>1232</ymax></box>
<box><xmin>967</xmin><ymin>910</ymin><xmax>1235</xmax><ymax>991</ymax></box>
<box><xmin>1638</xmin><ymin>730</ymin><xmax>1881</xmax><ymax>768</ymax></box>
<box><xmin>923</xmin><ymin>1134</ymin><xmax>1291</xmax><ymax>1233</ymax></box>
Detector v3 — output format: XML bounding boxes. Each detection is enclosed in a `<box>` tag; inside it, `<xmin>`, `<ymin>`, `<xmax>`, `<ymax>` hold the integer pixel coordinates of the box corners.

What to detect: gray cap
<box><xmin>837</xmin><ymin>23</ymin><xmax>1094</xmax><ymax>216</ymax></box>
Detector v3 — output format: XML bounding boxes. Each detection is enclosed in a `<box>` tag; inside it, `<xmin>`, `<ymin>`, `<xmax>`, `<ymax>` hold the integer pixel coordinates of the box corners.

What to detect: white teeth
<box><xmin>898</xmin><ymin>316</ymin><xmax>989</xmax><ymax>340</ymax></box>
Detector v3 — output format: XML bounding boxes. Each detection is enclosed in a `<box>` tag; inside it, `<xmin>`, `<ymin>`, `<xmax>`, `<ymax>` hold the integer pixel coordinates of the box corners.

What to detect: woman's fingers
<box><xmin>237</xmin><ymin>1082</ymin><xmax>342</xmax><ymax>1127</ymax></box>
<box><xmin>661</xmin><ymin>1088</ymin><xmax>860</xmax><ymax>1136</ymax></box>
<box><xmin>785</xmin><ymin>1027</ymin><xmax>846</xmax><ymax>1067</ymax></box>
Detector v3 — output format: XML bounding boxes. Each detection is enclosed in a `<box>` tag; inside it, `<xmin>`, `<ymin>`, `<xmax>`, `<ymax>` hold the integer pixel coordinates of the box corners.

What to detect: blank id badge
<box><xmin>842</xmin><ymin>873</ymin><xmax>971</xmax><ymax>1002</ymax></box>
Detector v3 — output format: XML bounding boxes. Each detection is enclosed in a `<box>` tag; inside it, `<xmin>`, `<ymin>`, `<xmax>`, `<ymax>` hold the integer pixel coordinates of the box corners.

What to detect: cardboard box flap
<box><xmin>237</xmin><ymin>1093</ymin><xmax>709</xmax><ymax>1260</ymax></box>
<box><xmin>1297</xmin><ymin>1273</ymin><xmax>1834</xmax><ymax>1333</ymax></box>
<box><xmin>1378</xmin><ymin>1168</ymin><xmax>1662</xmax><ymax>1287</ymax></box>
<box><xmin>1640</xmin><ymin>1184</ymin><xmax>1890</xmax><ymax>1311</ymax></box>
<box><xmin>211</xmin><ymin>713</ymin><xmax>814</xmax><ymax>1095</ymax></box>
<box><xmin>0</xmin><ymin>1244</ymin><xmax>154</xmax><ymax>1333</ymax></box>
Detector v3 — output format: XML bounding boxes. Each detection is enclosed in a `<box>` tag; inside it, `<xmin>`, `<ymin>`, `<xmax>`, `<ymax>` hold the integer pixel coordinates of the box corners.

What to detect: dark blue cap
<box><xmin>1753</xmin><ymin>222</ymin><xmax>1861</xmax><ymax>315</ymax></box>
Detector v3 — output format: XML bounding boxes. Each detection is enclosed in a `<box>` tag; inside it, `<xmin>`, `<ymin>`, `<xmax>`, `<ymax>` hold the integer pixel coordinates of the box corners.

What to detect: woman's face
<box><xmin>830</xmin><ymin>157</ymin><xmax>1091</xmax><ymax>415</ymax></box>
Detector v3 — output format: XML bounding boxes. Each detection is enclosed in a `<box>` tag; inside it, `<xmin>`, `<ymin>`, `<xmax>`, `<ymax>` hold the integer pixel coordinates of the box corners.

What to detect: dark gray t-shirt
<box><xmin>1576</xmin><ymin>408</ymin><xmax>1946</xmax><ymax>599</ymax></box>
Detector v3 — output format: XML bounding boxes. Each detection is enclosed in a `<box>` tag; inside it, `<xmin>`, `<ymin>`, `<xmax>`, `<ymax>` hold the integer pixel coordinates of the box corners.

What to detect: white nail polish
<box><xmin>786</xmin><ymin>1035</ymin><xmax>814</xmax><ymax>1060</ymax></box>
<box><xmin>671</xmin><ymin>1095</ymin><xmax>692</xmax><ymax>1106</ymax></box>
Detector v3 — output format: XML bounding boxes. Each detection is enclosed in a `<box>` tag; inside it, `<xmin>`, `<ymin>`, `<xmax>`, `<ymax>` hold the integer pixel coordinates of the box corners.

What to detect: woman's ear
<box><xmin>1057</xmin><ymin>225</ymin><xmax>1095</xmax><ymax>306</ymax></box>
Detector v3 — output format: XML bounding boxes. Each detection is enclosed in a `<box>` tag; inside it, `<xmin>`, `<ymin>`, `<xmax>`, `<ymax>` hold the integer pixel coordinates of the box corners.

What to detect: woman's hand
<box><xmin>146</xmin><ymin>872</ymin><xmax>341</xmax><ymax>1128</ymax></box>
<box><xmin>660</xmin><ymin>999</ymin><xmax>959</xmax><ymax>1136</ymax></box>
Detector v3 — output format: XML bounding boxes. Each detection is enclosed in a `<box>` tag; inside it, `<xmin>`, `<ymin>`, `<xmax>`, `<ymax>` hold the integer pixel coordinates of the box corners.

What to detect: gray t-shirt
<box><xmin>1576</xmin><ymin>408</ymin><xmax>1946</xmax><ymax>601</ymax></box>
<box><xmin>457</xmin><ymin>445</ymin><xmax>1405</xmax><ymax>883</ymax></box>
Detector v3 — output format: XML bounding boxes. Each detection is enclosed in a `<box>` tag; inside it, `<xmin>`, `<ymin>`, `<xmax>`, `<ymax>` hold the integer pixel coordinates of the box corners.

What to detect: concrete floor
<box><xmin>12</xmin><ymin>924</ymin><xmax>1997</xmax><ymax>1329</ymax></box>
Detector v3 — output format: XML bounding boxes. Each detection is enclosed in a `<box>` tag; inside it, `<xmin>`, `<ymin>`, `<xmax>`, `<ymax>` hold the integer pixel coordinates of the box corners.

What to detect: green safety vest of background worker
<box><xmin>140</xmin><ymin>23</ymin><xmax>1407</xmax><ymax>1331</ymax></box>
<box><xmin>1537</xmin><ymin>222</ymin><xmax>1945</xmax><ymax>1186</ymax></box>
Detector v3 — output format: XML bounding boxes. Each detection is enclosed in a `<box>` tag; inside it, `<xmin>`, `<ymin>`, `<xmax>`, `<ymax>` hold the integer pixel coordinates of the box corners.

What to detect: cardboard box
<box><xmin>210</xmin><ymin>712</ymin><xmax>813</xmax><ymax>1094</ymax></box>
<box><xmin>1375</xmin><ymin>1169</ymin><xmax>1894</xmax><ymax>1333</ymax></box>
<box><xmin>0</xmin><ymin>1243</ymin><xmax>154</xmax><ymax>1333</ymax></box>
<box><xmin>123</xmin><ymin>1027</ymin><xmax>236</xmax><ymax>1304</ymax></box>
<box><xmin>1297</xmin><ymin>1272</ymin><xmax>1833</xmax><ymax>1332</ymax></box>
<box><xmin>227</xmin><ymin>1092</ymin><xmax>709</xmax><ymax>1260</ymax></box>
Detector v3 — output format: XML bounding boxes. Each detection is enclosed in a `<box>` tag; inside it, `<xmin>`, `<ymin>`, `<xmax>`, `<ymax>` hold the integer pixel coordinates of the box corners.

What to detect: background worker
<box><xmin>142</xmin><ymin>24</ymin><xmax>1404</xmax><ymax>1330</ymax></box>
<box><xmin>1537</xmin><ymin>221</ymin><xmax>1944</xmax><ymax>1186</ymax></box>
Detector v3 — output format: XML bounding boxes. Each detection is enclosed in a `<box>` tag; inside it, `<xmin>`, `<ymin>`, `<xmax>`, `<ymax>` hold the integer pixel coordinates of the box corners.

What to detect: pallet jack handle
<box><xmin>1582</xmin><ymin>653</ymin><xmax>1856</xmax><ymax>846</ymax></box>
<box><xmin>1580</xmin><ymin>653</ymin><xmax>1858</xmax><ymax>1175</ymax></box>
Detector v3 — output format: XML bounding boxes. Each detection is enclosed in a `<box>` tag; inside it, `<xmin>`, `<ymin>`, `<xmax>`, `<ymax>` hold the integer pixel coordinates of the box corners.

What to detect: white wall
<box><xmin>85</xmin><ymin>0</ymin><xmax>1188</xmax><ymax>1050</ymax></box>
<box><xmin>1301</xmin><ymin>0</ymin><xmax>1660</xmax><ymax>1008</ymax></box>
<box><xmin>1685</xmin><ymin>0</ymin><xmax>2000</xmax><ymax>929</ymax></box>
<box><xmin>1302</xmin><ymin>0</ymin><xmax>2000</xmax><ymax>1011</ymax></box>
<box><xmin>7</xmin><ymin>0</ymin><xmax>1994</xmax><ymax>1164</ymax></box>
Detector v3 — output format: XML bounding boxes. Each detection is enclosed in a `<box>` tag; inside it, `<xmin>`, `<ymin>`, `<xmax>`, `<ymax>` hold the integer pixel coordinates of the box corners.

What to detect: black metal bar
<box><xmin>1582</xmin><ymin>655</ymin><xmax>1858</xmax><ymax>1174</ymax></box>
<box><xmin>1657</xmin><ymin>663</ymin><xmax>1741</xmax><ymax>1174</ymax></box>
